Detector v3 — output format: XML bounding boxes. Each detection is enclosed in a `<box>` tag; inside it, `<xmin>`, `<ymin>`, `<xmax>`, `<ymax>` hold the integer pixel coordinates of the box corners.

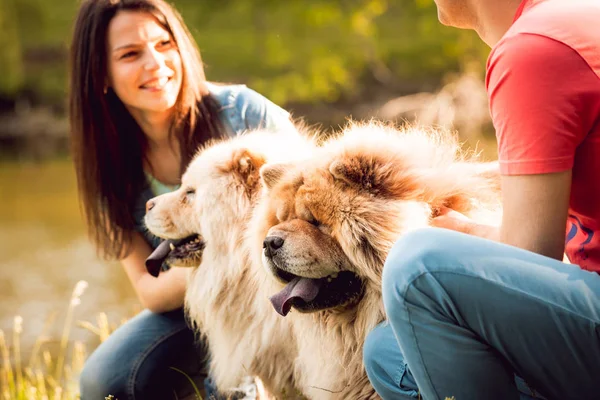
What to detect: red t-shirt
<box><xmin>486</xmin><ymin>0</ymin><xmax>600</xmax><ymax>271</ymax></box>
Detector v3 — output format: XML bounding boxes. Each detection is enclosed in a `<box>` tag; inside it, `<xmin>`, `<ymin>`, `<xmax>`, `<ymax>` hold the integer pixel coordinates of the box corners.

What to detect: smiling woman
<box><xmin>107</xmin><ymin>11</ymin><xmax>183</xmax><ymax>123</ymax></box>
<box><xmin>67</xmin><ymin>0</ymin><xmax>295</xmax><ymax>399</ymax></box>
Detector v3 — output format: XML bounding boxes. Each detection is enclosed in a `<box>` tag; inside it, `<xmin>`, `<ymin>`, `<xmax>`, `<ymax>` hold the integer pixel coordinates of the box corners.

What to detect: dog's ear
<box><xmin>232</xmin><ymin>149</ymin><xmax>266</xmax><ymax>192</ymax></box>
<box><xmin>329</xmin><ymin>154</ymin><xmax>416</xmax><ymax>197</ymax></box>
<box><xmin>260</xmin><ymin>163</ymin><xmax>290</xmax><ymax>190</ymax></box>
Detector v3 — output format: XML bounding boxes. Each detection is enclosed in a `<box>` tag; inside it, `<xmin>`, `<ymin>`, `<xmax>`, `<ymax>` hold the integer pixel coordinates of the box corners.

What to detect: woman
<box><xmin>68</xmin><ymin>1</ymin><xmax>294</xmax><ymax>399</ymax></box>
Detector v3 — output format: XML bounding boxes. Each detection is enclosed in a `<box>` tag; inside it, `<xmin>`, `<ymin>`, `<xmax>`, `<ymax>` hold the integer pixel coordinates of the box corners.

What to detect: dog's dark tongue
<box><xmin>269</xmin><ymin>277</ymin><xmax>322</xmax><ymax>317</ymax></box>
<box><xmin>145</xmin><ymin>239</ymin><xmax>175</xmax><ymax>277</ymax></box>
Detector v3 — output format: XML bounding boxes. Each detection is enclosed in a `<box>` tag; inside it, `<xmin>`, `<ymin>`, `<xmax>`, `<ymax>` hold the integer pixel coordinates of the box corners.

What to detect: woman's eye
<box><xmin>120</xmin><ymin>51</ymin><xmax>137</xmax><ymax>59</ymax></box>
<box><xmin>158</xmin><ymin>40</ymin><xmax>173</xmax><ymax>49</ymax></box>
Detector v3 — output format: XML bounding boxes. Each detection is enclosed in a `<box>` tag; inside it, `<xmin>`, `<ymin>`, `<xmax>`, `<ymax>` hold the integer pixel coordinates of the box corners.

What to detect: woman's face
<box><xmin>106</xmin><ymin>10</ymin><xmax>183</xmax><ymax>118</ymax></box>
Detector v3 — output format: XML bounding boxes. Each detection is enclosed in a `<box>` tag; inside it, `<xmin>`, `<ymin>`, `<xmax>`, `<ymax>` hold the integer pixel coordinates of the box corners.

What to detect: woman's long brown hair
<box><xmin>69</xmin><ymin>0</ymin><xmax>225</xmax><ymax>260</ymax></box>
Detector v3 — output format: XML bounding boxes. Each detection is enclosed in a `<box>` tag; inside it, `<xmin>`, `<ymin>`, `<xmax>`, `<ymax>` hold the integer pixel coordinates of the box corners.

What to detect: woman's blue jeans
<box><xmin>79</xmin><ymin>308</ymin><xmax>219</xmax><ymax>400</ymax></box>
<box><xmin>364</xmin><ymin>228</ymin><xmax>600</xmax><ymax>400</ymax></box>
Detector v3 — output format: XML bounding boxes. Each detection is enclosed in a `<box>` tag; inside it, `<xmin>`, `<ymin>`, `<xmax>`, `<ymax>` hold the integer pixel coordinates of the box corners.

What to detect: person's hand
<box><xmin>431</xmin><ymin>206</ymin><xmax>499</xmax><ymax>241</ymax></box>
<box><xmin>431</xmin><ymin>206</ymin><xmax>478</xmax><ymax>234</ymax></box>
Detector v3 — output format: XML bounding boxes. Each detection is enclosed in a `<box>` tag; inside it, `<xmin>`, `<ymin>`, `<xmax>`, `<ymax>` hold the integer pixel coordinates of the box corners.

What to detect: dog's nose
<box><xmin>263</xmin><ymin>236</ymin><xmax>284</xmax><ymax>253</ymax></box>
<box><xmin>146</xmin><ymin>200</ymin><xmax>155</xmax><ymax>213</ymax></box>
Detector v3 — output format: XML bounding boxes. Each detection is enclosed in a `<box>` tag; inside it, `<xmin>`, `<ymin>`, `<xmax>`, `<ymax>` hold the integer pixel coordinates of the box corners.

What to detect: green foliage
<box><xmin>2</xmin><ymin>0</ymin><xmax>490</xmax><ymax>108</ymax></box>
<box><xmin>0</xmin><ymin>0</ymin><xmax>25</xmax><ymax>95</ymax></box>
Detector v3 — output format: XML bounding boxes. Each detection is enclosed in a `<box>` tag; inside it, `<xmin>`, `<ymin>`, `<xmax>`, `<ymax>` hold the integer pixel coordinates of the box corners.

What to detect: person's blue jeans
<box><xmin>364</xmin><ymin>228</ymin><xmax>600</xmax><ymax>400</ymax></box>
<box><xmin>79</xmin><ymin>308</ymin><xmax>220</xmax><ymax>400</ymax></box>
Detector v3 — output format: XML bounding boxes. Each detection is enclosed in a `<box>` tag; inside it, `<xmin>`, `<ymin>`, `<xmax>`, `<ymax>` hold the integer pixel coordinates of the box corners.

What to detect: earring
<box><xmin>103</xmin><ymin>85</ymin><xmax>108</xmax><ymax>95</ymax></box>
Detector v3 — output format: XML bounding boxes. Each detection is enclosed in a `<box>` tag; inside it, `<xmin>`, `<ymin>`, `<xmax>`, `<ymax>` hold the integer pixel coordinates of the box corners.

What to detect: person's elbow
<box><xmin>141</xmin><ymin>296</ymin><xmax>170</xmax><ymax>314</ymax></box>
<box><xmin>139</xmin><ymin>293</ymin><xmax>181</xmax><ymax>314</ymax></box>
<box><xmin>135</xmin><ymin>276</ymin><xmax>179</xmax><ymax>314</ymax></box>
<box><xmin>136</xmin><ymin>289</ymin><xmax>164</xmax><ymax>313</ymax></box>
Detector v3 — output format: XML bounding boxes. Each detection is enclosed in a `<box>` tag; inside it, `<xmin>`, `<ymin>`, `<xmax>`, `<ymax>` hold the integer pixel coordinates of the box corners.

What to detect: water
<box><xmin>0</xmin><ymin>158</ymin><xmax>139</xmax><ymax>353</ymax></box>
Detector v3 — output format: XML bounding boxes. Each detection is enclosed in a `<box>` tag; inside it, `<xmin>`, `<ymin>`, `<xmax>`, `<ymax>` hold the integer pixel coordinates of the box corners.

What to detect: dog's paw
<box><xmin>207</xmin><ymin>376</ymin><xmax>259</xmax><ymax>400</ymax></box>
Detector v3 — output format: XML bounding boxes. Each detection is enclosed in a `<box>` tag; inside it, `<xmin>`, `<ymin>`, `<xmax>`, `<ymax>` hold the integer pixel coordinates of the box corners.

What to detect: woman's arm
<box><xmin>120</xmin><ymin>231</ymin><xmax>189</xmax><ymax>313</ymax></box>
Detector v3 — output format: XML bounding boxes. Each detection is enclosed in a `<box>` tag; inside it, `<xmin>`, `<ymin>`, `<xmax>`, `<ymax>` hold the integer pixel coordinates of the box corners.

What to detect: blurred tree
<box><xmin>0</xmin><ymin>0</ymin><xmax>25</xmax><ymax>95</ymax></box>
<box><xmin>2</xmin><ymin>0</ymin><xmax>490</xmax><ymax>109</ymax></box>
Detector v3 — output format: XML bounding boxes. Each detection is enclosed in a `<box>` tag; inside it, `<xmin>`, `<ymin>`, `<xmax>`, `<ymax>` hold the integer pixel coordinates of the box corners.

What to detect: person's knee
<box><xmin>382</xmin><ymin>227</ymin><xmax>485</xmax><ymax>310</ymax></box>
<box><xmin>364</xmin><ymin>322</ymin><xmax>419</xmax><ymax>399</ymax></box>
<box><xmin>79</xmin><ymin>356</ymin><xmax>125</xmax><ymax>400</ymax></box>
<box><xmin>363</xmin><ymin>322</ymin><xmax>393</xmax><ymax>382</ymax></box>
<box><xmin>382</xmin><ymin>228</ymin><xmax>448</xmax><ymax>310</ymax></box>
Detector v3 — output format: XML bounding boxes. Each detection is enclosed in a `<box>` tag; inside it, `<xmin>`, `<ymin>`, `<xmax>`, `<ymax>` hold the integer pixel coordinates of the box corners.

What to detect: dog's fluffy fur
<box><xmin>144</xmin><ymin>127</ymin><xmax>318</xmax><ymax>399</ymax></box>
<box><xmin>146</xmin><ymin>120</ymin><xmax>501</xmax><ymax>400</ymax></box>
<box><xmin>248</xmin><ymin>121</ymin><xmax>501</xmax><ymax>399</ymax></box>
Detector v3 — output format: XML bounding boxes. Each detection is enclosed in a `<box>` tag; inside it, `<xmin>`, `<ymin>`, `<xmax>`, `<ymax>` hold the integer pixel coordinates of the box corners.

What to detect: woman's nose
<box><xmin>144</xmin><ymin>48</ymin><xmax>166</xmax><ymax>70</ymax></box>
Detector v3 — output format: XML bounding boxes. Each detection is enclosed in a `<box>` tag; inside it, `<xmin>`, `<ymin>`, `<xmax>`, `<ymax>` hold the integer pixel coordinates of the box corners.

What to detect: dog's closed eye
<box><xmin>306</xmin><ymin>215</ymin><xmax>320</xmax><ymax>227</ymax></box>
<box><xmin>300</xmin><ymin>209</ymin><xmax>321</xmax><ymax>228</ymax></box>
<box><xmin>183</xmin><ymin>187</ymin><xmax>196</xmax><ymax>203</ymax></box>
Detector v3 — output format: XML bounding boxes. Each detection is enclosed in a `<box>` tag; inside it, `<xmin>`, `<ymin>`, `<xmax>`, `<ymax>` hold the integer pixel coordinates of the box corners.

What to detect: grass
<box><xmin>1</xmin><ymin>281</ymin><xmax>88</xmax><ymax>399</ymax></box>
<box><xmin>1</xmin><ymin>279</ymin><xmax>457</xmax><ymax>400</ymax></box>
<box><xmin>169</xmin><ymin>368</ymin><xmax>203</xmax><ymax>400</ymax></box>
<box><xmin>0</xmin><ymin>280</ymin><xmax>132</xmax><ymax>400</ymax></box>
<box><xmin>0</xmin><ymin>278</ymin><xmax>204</xmax><ymax>400</ymax></box>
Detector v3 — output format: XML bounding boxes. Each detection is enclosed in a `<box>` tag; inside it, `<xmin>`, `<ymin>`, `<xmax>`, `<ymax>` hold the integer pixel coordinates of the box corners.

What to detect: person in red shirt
<box><xmin>363</xmin><ymin>1</ymin><xmax>600</xmax><ymax>399</ymax></box>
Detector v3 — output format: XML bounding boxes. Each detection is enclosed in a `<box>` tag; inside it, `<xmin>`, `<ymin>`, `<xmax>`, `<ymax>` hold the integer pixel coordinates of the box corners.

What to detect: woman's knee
<box><xmin>79</xmin><ymin>350</ymin><xmax>127</xmax><ymax>399</ymax></box>
<box><xmin>79</xmin><ymin>309</ymin><xmax>194</xmax><ymax>399</ymax></box>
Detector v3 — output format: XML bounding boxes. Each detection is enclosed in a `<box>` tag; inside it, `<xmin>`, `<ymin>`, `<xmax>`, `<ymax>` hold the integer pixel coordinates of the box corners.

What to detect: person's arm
<box><xmin>120</xmin><ymin>231</ymin><xmax>189</xmax><ymax>313</ymax></box>
<box><xmin>434</xmin><ymin>34</ymin><xmax>595</xmax><ymax>260</ymax></box>
<box><xmin>433</xmin><ymin>171</ymin><xmax>572</xmax><ymax>261</ymax></box>
<box><xmin>500</xmin><ymin>171</ymin><xmax>571</xmax><ymax>260</ymax></box>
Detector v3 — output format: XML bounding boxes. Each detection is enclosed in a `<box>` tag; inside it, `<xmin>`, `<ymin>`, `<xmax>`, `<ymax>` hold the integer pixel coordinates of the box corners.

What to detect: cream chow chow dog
<box><xmin>144</xmin><ymin>127</ymin><xmax>318</xmax><ymax>399</ymax></box>
<box><xmin>248</xmin><ymin>122</ymin><xmax>502</xmax><ymax>399</ymax></box>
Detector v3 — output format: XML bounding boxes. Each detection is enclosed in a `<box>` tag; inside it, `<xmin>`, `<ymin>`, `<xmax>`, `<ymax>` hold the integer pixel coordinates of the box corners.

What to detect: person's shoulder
<box><xmin>491</xmin><ymin>33</ymin><xmax>570</xmax><ymax>63</ymax></box>
<box><xmin>206</xmin><ymin>81</ymin><xmax>290</xmax><ymax>134</ymax></box>
<box><xmin>526</xmin><ymin>0</ymin><xmax>600</xmax><ymax>19</ymax></box>
<box><xmin>488</xmin><ymin>32</ymin><xmax>588</xmax><ymax>84</ymax></box>
<box><xmin>497</xmin><ymin>0</ymin><xmax>600</xmax><ymax>67</ymax></box>
<box><xmin>513</xmin><ymin>0</ymin><xmax>600</xmax><ymax>29</ymax></box>
<box><xmin>206</xmin><ymin>81</ymin><xmax>272</xmax><ymax>110</ymax></box>
<box><xmin>205</xmin><ymin>81</ymin><xmax>249</xmax><ymax>110</ymax></box>
<box><xmin>486</xmin><ymin>31</ymin><xmax>598</xmax><ymax>106</ymax></box>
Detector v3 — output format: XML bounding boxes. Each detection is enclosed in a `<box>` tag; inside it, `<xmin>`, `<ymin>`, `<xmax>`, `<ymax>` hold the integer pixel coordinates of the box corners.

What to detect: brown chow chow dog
<box><xmin>247</xmin><ymin>121</ymin><xmax>501</xmax><ymax>399</ymax></box>
<box><xmin>144</xmin><ymin>127</ymin><xmax>318</xmax><ymax>399</ymax></box>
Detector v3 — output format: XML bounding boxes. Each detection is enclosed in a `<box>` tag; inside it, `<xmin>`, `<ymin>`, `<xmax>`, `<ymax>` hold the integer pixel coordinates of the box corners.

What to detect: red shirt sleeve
<box><xmin>486</xmin><ymin>33</ymin><xmax>596</xmax><ymax>175</ymax></box>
